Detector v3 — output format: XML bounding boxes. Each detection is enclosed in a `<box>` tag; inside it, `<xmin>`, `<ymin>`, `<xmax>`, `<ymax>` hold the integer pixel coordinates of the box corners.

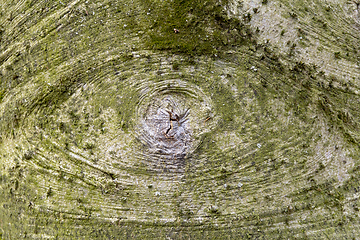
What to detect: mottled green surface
<box><xmin>1</xmin><ymin>0</ymin><xmax>360</xmax><ymax>239</ymax></box>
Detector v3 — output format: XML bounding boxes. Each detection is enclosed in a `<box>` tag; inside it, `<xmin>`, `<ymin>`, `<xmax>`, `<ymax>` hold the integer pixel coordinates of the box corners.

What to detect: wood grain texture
<box><xmin>0</xmin><ymin>0</ymin><xmax>360</xmax><ymax>239</ymax></box>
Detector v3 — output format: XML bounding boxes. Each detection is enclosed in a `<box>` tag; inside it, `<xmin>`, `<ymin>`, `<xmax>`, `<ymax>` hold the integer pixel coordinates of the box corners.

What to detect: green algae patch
<box><xmin>140</xmin><ymin>0</ymin><xmax>252</xmax><ymax>55</ymax></box>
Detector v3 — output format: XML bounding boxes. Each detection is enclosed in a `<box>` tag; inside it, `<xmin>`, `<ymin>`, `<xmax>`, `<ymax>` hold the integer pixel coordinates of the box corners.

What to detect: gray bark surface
<box><xmin>1</xmin><ymin>0</ymin><xmax>360</xmax><ymax>239</ymax></box>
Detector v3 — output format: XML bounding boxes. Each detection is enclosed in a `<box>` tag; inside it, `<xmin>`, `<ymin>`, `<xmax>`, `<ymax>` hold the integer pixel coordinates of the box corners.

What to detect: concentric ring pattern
<box><xmin>133</xmin><ymin>78</ymin><xmax>216</xmax><ymax>172</ymax></box>
<box><xmin>0</xmin><ymin>0</ymin><xmax>360</xmax><ymax>239</ymax></box>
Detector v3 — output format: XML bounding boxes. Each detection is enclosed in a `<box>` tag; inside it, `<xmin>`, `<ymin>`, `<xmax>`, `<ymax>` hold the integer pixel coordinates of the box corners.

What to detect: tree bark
<box><xmin>1</xmin><ymin>0</ymin><xmax>360</xmax><ymax>239</ymax></box>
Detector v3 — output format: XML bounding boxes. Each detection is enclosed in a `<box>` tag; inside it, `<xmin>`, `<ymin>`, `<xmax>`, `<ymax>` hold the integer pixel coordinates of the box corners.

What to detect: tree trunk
<box><xmin>1</xmin><ymin>0</ymin><xmax>360</xmax><ymax>238</ymax></box>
